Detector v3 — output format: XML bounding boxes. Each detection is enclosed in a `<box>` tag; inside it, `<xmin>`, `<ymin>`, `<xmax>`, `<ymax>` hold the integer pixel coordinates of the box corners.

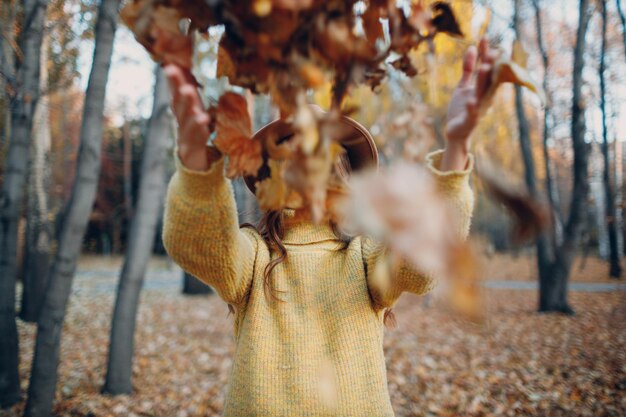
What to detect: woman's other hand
<box><xmin>441</xmin><ymin>38</ymin><xmax>498</xmax><ymax>171</ymax></box>
<box><xmin>164</xmin><ymin>64</ymin><xmax>215</xmax><ymax>171</ymax></box>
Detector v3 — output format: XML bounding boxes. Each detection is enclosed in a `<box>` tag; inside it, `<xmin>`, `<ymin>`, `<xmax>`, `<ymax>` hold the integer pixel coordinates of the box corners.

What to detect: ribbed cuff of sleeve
<box><xmin>173</xmin><ymin>147</ymin><xmax>227</xmax><ymax>200</ymax></box>
<box><xmin>425</xmin><ymin>149</ymin><xmax>474</xmax><ymax>192</ymax></box>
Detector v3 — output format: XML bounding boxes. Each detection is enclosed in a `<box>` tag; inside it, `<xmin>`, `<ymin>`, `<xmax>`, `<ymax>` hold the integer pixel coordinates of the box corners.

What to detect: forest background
<box><xmin>0</xmin><ymin>0</ymin><xmax>624</xmax><ymax>416</ymax></box>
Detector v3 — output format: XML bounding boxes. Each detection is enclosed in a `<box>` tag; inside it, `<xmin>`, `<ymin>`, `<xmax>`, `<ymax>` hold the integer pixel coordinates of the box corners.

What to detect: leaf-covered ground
<box><xmin>3</xmin><ymin>255</ymin><xmax>625</xmax><ymax>417</ymax></box>
<box><xmin>477</xmin><ymin>250</ymin><xmax>623</xmax><ymax>284</ymax></box>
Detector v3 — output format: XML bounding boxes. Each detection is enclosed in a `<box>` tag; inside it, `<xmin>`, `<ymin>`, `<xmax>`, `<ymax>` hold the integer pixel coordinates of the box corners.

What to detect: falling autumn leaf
<box><xmin>408</xmin><ymin>1</ymin><xmax>435</xmax><ymax>37</ymax></box>
<box><xmin>285</xmin><ymin>142</ymin><xmax>344</xmax><ymax>223</ymax></box>
<box><xmin>339</xmin><ymin>162</ymin><xmax>453</xmax><ymax>276</ymax></box>
<box><xmin>293</xmin><ymin>98</ymin><xmax>320</xmax><ymax>154</ymax></box>
<box><xmin>121</xmin><ymin>3</ymin><xmax>194</xmax><ymax>69</ymax></box>
<box><xmin>481</xmin><ymin>40</ymin><xmax>547</xmax><ymax>114</ymax></box>
<box><xmin>434</xmin><ymin>243</ymin><xmax>484</xmax><ymax>323</ymax></box>
<box><xmin>214</xmin><ymin>92</ymin><xmax>263</xmax><ymax>178</ymax></box>
<box><xmin>255</xmin><ymin>160</ymin><xmax>303</xmax><ymax>210</ymax></box>
<box><xmin>476</xmin><ymin>156</ymin><xmax>551</xmax><ymax>244</ymax></box>
<box><xmin>431</xmin><ymin>2</ymin><xmax>463</xmax><ymax>37</ymax></box>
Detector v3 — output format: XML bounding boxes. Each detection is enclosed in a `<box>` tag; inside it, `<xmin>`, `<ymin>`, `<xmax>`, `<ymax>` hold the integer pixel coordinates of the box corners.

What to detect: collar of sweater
<box><xmin>281</xmin><ymin>209</ymin><xmax>340</xmax><ymax>245</ymax></box>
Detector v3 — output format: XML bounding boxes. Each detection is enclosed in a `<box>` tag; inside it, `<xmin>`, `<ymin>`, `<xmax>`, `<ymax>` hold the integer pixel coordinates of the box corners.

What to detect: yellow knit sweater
<box><xmin>162</xmin><ymin>148</ymin><xmax>474</xmax><ymax>416</ymax></box>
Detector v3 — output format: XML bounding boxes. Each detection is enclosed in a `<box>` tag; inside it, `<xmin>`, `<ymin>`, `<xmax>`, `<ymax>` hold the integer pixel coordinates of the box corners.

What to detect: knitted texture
<box><xmin>162</xmin><ymin>148</ymin><xmax>475</xmax><ymax>416</ymax></box>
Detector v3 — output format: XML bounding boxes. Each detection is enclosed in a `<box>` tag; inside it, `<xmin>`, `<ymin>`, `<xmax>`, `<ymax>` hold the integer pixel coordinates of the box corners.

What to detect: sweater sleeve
<box><xmin>363</xmin><ymin>149</ymin><xmax>475</xmax><ymax>309</ymax></box>
<box><xmin>162</xmin><ymin>149</ymin><xmax>258</xmax><ymax>307</ymax></box>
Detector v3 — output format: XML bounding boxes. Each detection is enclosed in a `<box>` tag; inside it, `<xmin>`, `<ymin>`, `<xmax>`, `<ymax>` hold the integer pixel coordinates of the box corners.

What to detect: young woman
<box><xmin>162</xmin><ymin>39</ymin><xmax>497</xmax><ymax>416</ymax></box>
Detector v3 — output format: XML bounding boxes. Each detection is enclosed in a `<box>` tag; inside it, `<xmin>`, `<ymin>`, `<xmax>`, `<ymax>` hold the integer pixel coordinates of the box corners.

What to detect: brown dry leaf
<box><xmin>512</xmin><ymin>38</ymin><xmax>528</xmax><ymax>67</ymax></box>
<box><xmin>255</xmin><ymin>160</ymin><xmax>303</xmax><ymax>211</ymax></box>
<box><xmin>441</xmin><ymin>243</ymin><xmax>484</xmax><ymax>323</ymax></box>
<box><xmin>481</xmin><ymin>41</ymin><xmax>546</xmax><ymax>113</ymax></box>
<box><xmin>285</xmin><ymin>142</ymin><xmax>344</xmax><ymax>223</ymax></box>
<box><xmin>431</xmin><ymin>2</ymin><xmax>463</xmax><ymax>37</ymax></box>
<box><xmin>252</xmin><ymin>0</ymin><xmax>273</xmax><ymax>17</ymax></box>
<box><xmin>339</xmin><ymin>162</ymin><xmax>453</xmax><ymax>276</ymax></box>
<box><xmin>362</xmin><ymin>4</ymin><xmax>385</xmax><ymax>42</ymax></box>
<box><xmin>216</xmin><ymin>44</ymin><xmax>236</xmax><ymax>80</ymax></box>
<box><xmin>363</xmin><ymin>67</ymin><xmax>386</xmax><ymax>89</ymax></box>
<box><xmin>408</xmin><ymin>1</ymin><xmax>434</xmax><ymax>37</ymax></box>
<box><xmin>293</xmin><ymin>98</ymin><xmax>320</xmax><ymax>154</ymax></box>
<box><xmin>314</xmin><ymin>16</ymin><xmax>377</xmax><ymax>66</ymax></box>
<box><xmin>377</xmin><ymin>102</ymin><xmax>435</xmax><ymax>162</ymax></box>
<box><xmin>265</xmin><ymin>131</ymin><xmax>297</xmax><ymax>160</ymax></box>
<box><xmin>214</xmin><ymin>92</ymin><xmax>263</xmax><ymax>178</ymax></box>
<box><xmin>268</xmin><ymin>71</ymin><xmax>300</xmax><ymax>117</ymax></box>
<box><xmin>272</xmin><ymin>0</ymin><xmax>314</xmax><ymax>12</ymax></box>
<box><xmin>391</xmin><ymin>54</ymin><xmax>418</xmax><ymax>77</ymax></box>
<box><xmin>119</xmin><ymin>0</ymin><xmax>143</xmax><ymax>28</ymax></box>
<box><xmin>121</xmin><ymin>2</ymin><xmax>194</xmax><ymax>69</ymax></box>
<box><xmin>476</xmin><ymin>156</ymin><xmax>551</xmax><ymax>244</ymax></box>
<box><xmin>297</xmin><ymin>60</ymin><xmax>327</xmax><ymax>88</ymax></box>
<box><xmin>338</xmin><ymin>159</ymin><xmax>483</xmax><ymax>322</ymax></box>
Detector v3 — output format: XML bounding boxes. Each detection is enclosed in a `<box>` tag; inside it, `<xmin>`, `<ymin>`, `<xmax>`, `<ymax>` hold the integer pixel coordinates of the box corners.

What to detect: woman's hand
<box><xmin>441</xmin><ymin>38</ymin><xmax>498</xmax><ymax>171</ymax></box>
<box><xmin>164</xmin><ymin>64</ymin><xmax>215</xmax><ymax>171</ymax></box>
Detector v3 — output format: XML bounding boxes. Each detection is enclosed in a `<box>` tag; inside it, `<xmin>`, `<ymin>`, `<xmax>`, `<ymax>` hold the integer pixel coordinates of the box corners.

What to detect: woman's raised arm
<box><xmin>161</xmin><ymin>65</ymin><xmax>258</xmax><ymax>307</ymax></box>
<box><xmin>364</xmin><ymin>40</ymin><xmax>496</xmax><ymax>310</ymax></box>
<box><xmin>363</xmin><ymin>149</ymin><xmax>475</xmax><ymax>309</ymax></box>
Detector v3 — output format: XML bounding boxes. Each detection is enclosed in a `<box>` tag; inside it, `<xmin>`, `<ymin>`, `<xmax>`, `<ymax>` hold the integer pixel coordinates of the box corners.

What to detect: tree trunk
<box><xmin>60</xmin><ymin>96</ymin><xmax>73</xmax><ymax>201</ymax></box>
<box><xmin>513</xmin><ymin>0</ymin><xmax>560</xmax><ymax>312</ymax></box>
<box><xmin>21</xmin><ymin>29</ymin><xmax>52</xmax><ymax>323</ymax></box>
<box><xmin>103</xmin><ymin>66</ymin><xmax>170</xmax><ymax>395</ymax></box>
<box><xmin>514</xmin><ymin>0</ymin><xmax>591</xmax><ymax>313</ymax></box>
<box><xmin>599</xmin><ymin>0</ymin><xmax>622</xmax><ymax>278</ymax></box>
<box><xmin>614</xmin><ymin>132</ymin><xmax>624</xmax><ymax>256</ymax></box>
<box><xmin>617</xmin><ymin>0</ymin><xmax>626</xmax><ymax>256</ymax></box>
<box><xmin>23</xmin><ymin>0</ymin><xmax>120</xmax><ymax>415</ymax></box>
<box><xmin>0</xmin><ymin>0</ymin><xmax>17</xmax><ymax>147</ymax></box>
<box><xmin>539</xmin><ymin>0</ymin><xmax>593</xmax><ymax>314</ymax></box>
<box><xmin>122</xmin><ymin>118</ymin><xmax>133</xmax><ymax>218</ymax></box>
<box><xmin>617</xmin><ymin>0</ymin><xmax>626</xmax><ymax>63</ymax></box>
<box><xmin>532</xmin><ymin>0</ymin><xmax>563</xmax><ymax>250</ymax></box>
<box><xmin>182</xmin><ymin>271</ymin><xmax>213</xmax><ymax>295</ymax></box>
<box><xmin>0</xmin><ymin>0</ymin><xmax>48</xmax><ymax>408</ymax></box>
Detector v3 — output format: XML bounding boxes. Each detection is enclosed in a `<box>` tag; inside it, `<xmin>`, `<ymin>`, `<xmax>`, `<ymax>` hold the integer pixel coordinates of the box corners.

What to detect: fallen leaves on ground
<box><xmin>4</xmin><ymin>257</ymin><xmax>624</xmax><ymax>417</ymax></box>
<box><xmin>473</xmin><ymin>240</ymin><xmax>626</xmax><ymax>283</ymax></box>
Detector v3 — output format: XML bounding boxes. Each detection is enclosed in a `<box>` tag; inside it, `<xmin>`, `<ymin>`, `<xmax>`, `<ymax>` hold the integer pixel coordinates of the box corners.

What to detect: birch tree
<box><xmin>617</xmin><ymin>0</ymin><xmax>626</xmax><ymax>63</ymax></box>
<box><xmin>103</xmin><ymin>66</ymin><xmax>171</xmax><ymax>395</ymax></box>
<box><xmin>0</xmin><ymin>0</ymin><xmax>48</xmax><ymax>408</ymax></box>
<box><xmin>23</xmin><ymin>0</ymin><xmax>121</xmax><ymax>415</ymax></box>
<box><xmin>20</xmin><ymin>30</ymin><xmax>52</xmax><ymax>323</ymax></box>
<box><xmin>1</xmin><ymin>0</ymin><xmax>17</xmax><ymax>146</ymax></box>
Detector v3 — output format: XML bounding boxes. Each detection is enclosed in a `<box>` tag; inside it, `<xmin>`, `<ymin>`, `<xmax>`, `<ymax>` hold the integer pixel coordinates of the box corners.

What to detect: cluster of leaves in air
<box><xmin>120</xmin><ymin>0</ymin><xmax>465</xmax><ymax>217</ymax></box>
<box><xmin>122</xmin><ymin>0</ymin><xmax>548</xmax><ymax>318</ymax></box>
